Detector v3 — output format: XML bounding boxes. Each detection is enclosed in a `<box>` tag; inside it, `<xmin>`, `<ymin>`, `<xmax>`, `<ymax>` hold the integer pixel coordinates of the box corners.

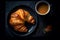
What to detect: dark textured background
<box><xmin>0</xmin><ymin>0</ymin><xmax>59</xmax><ymax>39</ymax></box>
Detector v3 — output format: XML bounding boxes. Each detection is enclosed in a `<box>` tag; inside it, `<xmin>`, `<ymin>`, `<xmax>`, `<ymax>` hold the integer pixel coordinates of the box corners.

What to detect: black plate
<box><xmin>6</xmin><ymin>5</ymin><xmax>38</xmax><ymax>37</ymax></box>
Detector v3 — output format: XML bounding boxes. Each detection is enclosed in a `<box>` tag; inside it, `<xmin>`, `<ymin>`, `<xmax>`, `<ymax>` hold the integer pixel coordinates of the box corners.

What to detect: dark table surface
<box><xmin>0</xmin><ymin>0</ymin><xmax>59</xmax><ymax>39</ymax></box>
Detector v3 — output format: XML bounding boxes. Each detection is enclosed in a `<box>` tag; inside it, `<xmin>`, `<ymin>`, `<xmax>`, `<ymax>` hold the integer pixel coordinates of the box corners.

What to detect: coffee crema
<box><xmin>37</xmin><ymin>3</ymin><xmax>48</xmax><ymax>14</ymax></box>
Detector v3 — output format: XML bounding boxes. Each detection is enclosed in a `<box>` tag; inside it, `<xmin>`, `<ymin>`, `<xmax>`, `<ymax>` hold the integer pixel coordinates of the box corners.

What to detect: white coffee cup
<box><xmin>35</xmin><ymin>1</ymin><xmax>50</xmax><ymax>15</ymax></box>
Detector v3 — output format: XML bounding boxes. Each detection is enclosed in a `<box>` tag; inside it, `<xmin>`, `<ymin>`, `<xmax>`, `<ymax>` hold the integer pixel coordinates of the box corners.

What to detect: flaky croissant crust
<box><xmin>9</xmin><ymin>9</ymin><xmax>35</xmax><ymax>32</ymax></box>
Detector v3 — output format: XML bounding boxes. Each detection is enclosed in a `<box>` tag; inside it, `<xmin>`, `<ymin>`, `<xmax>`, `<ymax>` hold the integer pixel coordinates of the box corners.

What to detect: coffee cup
<box><xmin>35</xmin><ymin>1</ymin><xmax>50</xmax><ymax>15</ymax></box>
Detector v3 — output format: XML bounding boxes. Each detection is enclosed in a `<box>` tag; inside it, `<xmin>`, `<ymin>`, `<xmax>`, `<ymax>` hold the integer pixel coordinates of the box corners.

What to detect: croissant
<box><xmin>15</xmin><ymin>9</ymin><xmax>35</xmax><ymax>24</ymax></box>
<box><xmin>9</xmin><ymin>13</ymin><xmax>24</xmax><ymax>26</ymax></box>
<box><xmin>9</xmin><ymin>18</ymin><xmax>24</xmax><ymax>26</ymax></box>
<box><xmin>9</xmin><ymin>9</ymin><xmax>35</xmax><ymax>32</ymax></box>
<box><xmin>24</xmin><ymin>10</ymin><xmax>35</xmax><ymax>24</ymax></box>
<box><xmin>15</xmin><ymin>9</ymin><xmax>25</xmax><ymax>20</ymax></box>
<box><xmin>14</xmin><ymin>25</ymin><xmax>28</xmax><ymax>32</ymax></box>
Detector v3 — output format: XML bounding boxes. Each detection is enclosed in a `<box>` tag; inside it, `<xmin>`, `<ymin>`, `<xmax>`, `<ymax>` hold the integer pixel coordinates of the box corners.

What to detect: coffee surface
<box><xmin>37</xmin><ymin>3</ymin><xmax>48</xmax><ymax>14</ymax></box>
